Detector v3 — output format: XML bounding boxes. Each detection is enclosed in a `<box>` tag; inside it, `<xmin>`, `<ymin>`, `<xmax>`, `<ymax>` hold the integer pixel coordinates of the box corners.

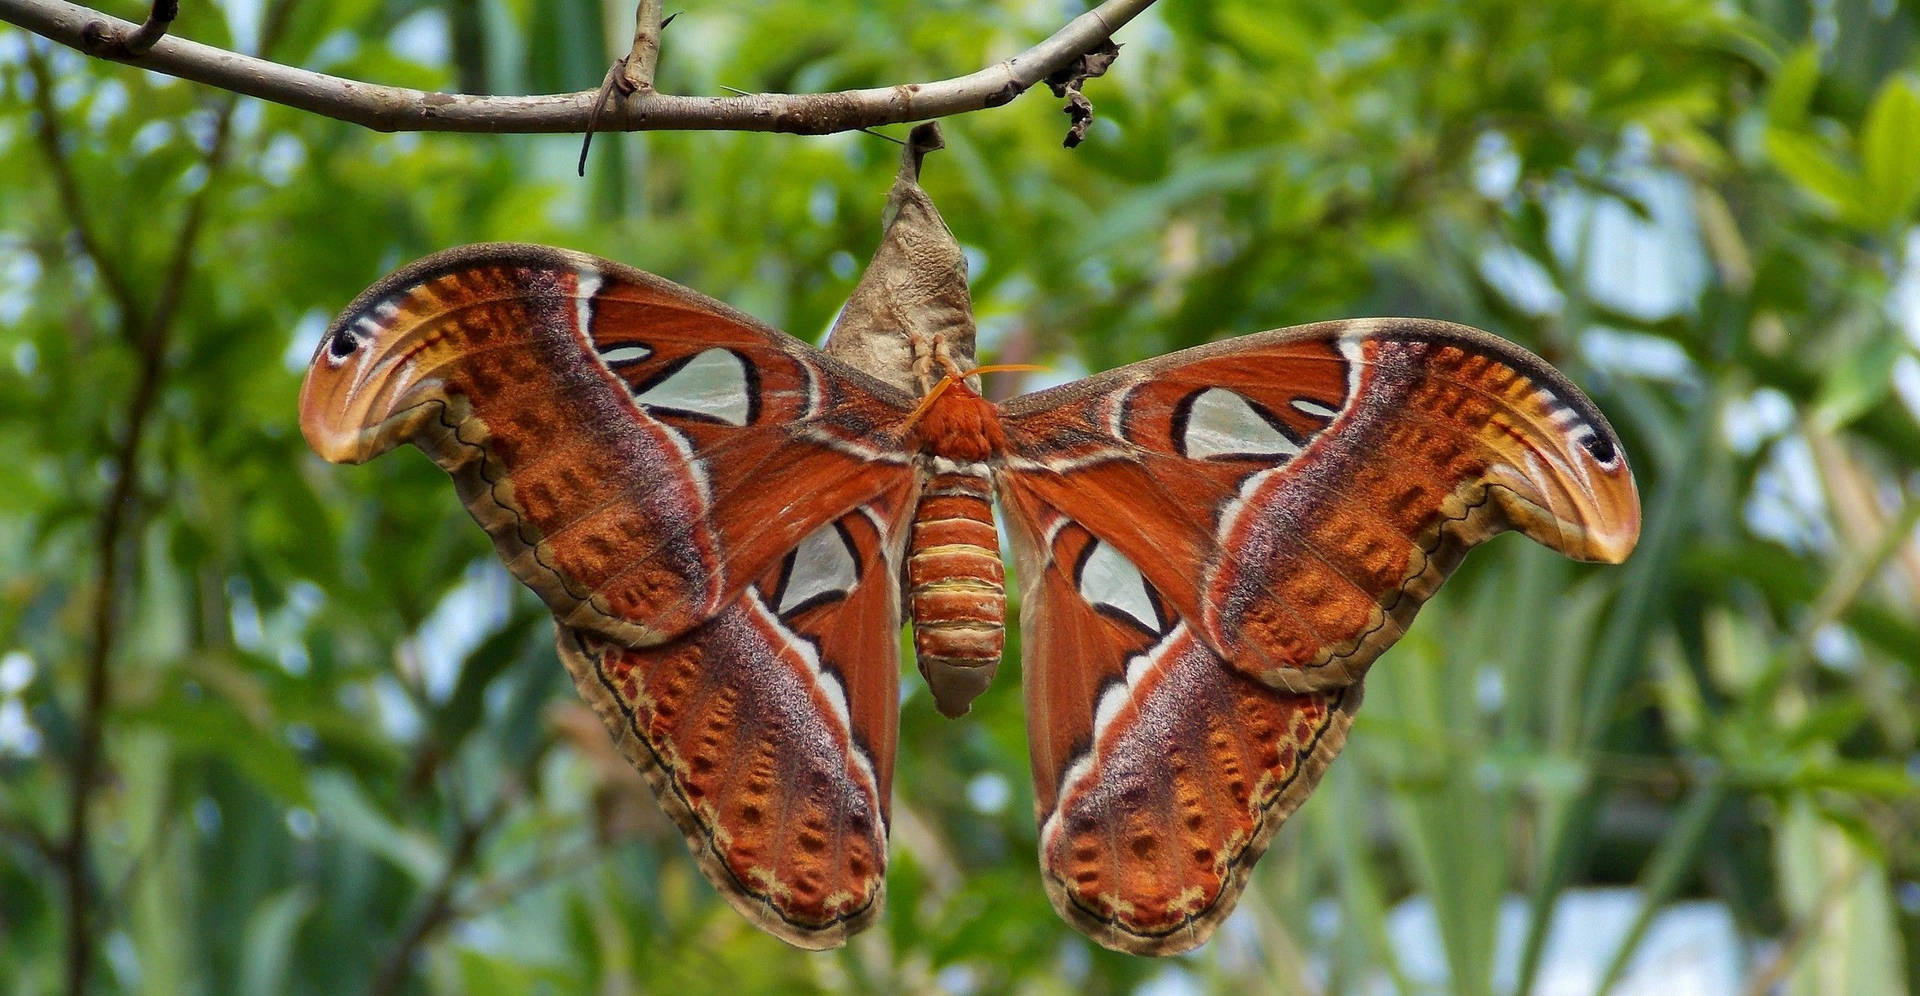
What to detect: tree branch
<box><xmin>1</xmin><ymin>0</ymin><xmax>1153</xmax><ymax>135</ymax></box>
<box><xmin>577</xmin><ymin>0</ymin><xmax>669</xmax><ymax>173</ymax></box>
<box><xmin>61</xmin><ymin>92</ymin><xmax>239</xmax><ymax>994</ymax></box>
<box><xmin>619</xmin><ymin>0</ymin><xmax>664</xmax><ymax>93</ymax></box>
<box><xmin>78</xmin><ymin>0</ymin><xmax>173</xmax><ymax>57</ymax></box>
<box><xmin>25</xmin><ymin>46</ymin><xmax>146</xmax><ymax>338</ymax></box>
<box><xmin>46</xmin><ymin>0</ymin><xmax>287</xmax><ymax>983</ymax></box>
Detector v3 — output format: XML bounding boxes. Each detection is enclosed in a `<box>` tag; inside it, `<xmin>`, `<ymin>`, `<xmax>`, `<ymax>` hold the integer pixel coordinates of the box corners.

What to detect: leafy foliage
<box><xmin>1</xmin><ymin>0</ymin><xmax>1916</xmax><ymax>991</ymax></box>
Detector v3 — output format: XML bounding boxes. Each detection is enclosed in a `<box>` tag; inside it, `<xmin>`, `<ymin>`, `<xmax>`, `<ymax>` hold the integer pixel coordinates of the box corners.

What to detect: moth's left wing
<box><xmin>557</xmin><ymin>480</ymin><xmax>915</xmax><ymax>950</ymax></box>
<box><xmin>998</xmin><ymin>319</ymin><xmax>1640</xmax><ymax>694</ymax></box>
<box><xmin>996</xmin><ymin>495</ymin><xmax>1358</xmax><ymax>955</ymax></box>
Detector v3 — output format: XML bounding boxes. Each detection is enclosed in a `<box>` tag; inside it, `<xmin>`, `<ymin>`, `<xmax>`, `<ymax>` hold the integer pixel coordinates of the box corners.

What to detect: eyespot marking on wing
<box><xmin>1173</xmin><ymin>388</ymin><xmax>1302</xmax><ymax>460</ymax></box>
<box><xmin>635</xmin><ymin>348</ymin><xmax>757</xmax><ymax>426</ymax></box>
<box><xmin>1540</xmin><ymin>391</ymin><xmax>1619</xmax><ymax>466</ymax></box>
<box><xmin>1581</xmin><ymin>429</ymin><xmax>1617</xmax><ymax>464</ymax></box>
<box><xmin>322</xmin><ymin>299</ymin><xmax>400</xmax><ymax>368</ymax></box>
<box><xmin>326</xmin><ymin>326</ymin><xmax>360</xmax><ymax>362</ymax></box>
<box><xmin>1074</xmin><ymin>538</ymin><xmax>1164</xmax><ymax>634</ymax></box>
<box><xmin>776</xmin><ymin>520</ymin><xmax>861</xmax><ymax>616</ymax></box>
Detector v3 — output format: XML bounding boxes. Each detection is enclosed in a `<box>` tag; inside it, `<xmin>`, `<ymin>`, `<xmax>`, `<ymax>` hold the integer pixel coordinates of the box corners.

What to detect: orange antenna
<box><xmin>903</xmin><ymin>363</ymin><xmax>1050</xmax><ymax>433</ymax></box>
<box><xmin>962</xmin><ymin>363</ymin><xmax>1047</xmax><ymax>379</ymax></box>
<box><xmin>902</xmin><ymin>376</ymin><xmax>960</xmax><ymax>433</ymax></box>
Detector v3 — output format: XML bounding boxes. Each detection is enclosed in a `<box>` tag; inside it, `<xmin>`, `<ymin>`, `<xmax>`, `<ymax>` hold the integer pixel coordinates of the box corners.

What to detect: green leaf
<box><xmin>1765</xmin><ymin>127</ymin><xmax>1860</xmax><ymax>218</ymax></box>
<box><xmin>1815</xmin><ymin>328</ymin><xmax>1907</xmax><ymax>429</ymax></box>
<box><xmin>1775</xmin><ymin>801</ymin><xmax>1908</xmax><ymax>995</ymax></box>
<box><xmin>238</xmin><ymin>886</ymin><xmax>316</xmax><ymax>996</ymax></box>
<box><xmin>1765</xmin><ymin>45</ymin><xmax>1822</xmax><ymax>128</ymax></box>
<box><xmin>120</xmin><ymin>692</ymin><xmax>314</xmax><ymax>807</ymax></box>
<box><xmin>1790</xmin><ymin>760</ymin><xmax>1919</xmax><ymax>798</ymax></box>
<box><xmin>306</xmin><ymin>771</ymin><xmax>446</xmax><ymax>883</ymax></box>
<box><xmin>1859</xmin><ymin>75</ymin><xmax>1920</xmax><ymax>228</ymax></box>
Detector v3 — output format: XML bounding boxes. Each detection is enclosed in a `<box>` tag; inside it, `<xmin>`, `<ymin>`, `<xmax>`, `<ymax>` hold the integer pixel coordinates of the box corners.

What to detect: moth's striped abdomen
<box><xmin>908</xmin><ymin>458</ymin><xmax>1005</xmax><ymax>717</ymax></box>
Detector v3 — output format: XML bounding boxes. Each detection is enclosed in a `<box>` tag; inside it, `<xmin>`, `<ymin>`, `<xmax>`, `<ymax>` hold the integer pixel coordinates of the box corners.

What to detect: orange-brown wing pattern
<box><xmin>999</xmin><ymin>318</ymin><xmax>1640</xmax><ymax>694</ymax></box>
<box><xmin>302</xmin><ymin>241</ymin><xmax>1644</xmax><ymax>958</ymax></box>
<box><xmin>301</xmin><ymin>244</ymin><xmax>929</xmax><ymax>949</ymax></box>
<box><xmin>557</xmin><ymin>481</ymin><xmax>916</xmax><ymax>948</ymax></box>
<box><xmin>994</xmin><ymin>318</ymin><xmax>1637</xmax><ymax>953</ymax></box>
<box><xmin>299</xmin><ymin>243</ymin><xmax>919</xmax><ymax>649</ymax></box>
<box><xmin>997</xmin><ymin>495</ymin><xmax>1358</xmax><ymax>955</ymax></box>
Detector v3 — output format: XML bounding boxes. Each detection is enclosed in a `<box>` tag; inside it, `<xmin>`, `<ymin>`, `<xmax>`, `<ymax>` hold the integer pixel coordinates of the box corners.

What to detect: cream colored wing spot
<box><xmin>636</xmin><ymin>348</ymin><xmax>755</xmax><ymax>426</ymax></box>
<box><xmin>1290</xmin><ymin>397</ymin><xmax>1340</xmax><ymax>419</ymax></box>
<box><xmin>574</xmin><ymin>265</ymin><xmax>602</xmax><ymax>341</ymax></box>
<box><xmin>1074</xmin><ymin>538</ymin><xmax>1162</xmax><ymax>634</ymax></box>
<box><xmin>1176</xmin><ymin>388</ymin><xmax>1301</xmax><ymax>459</ymax></box>
<box><xmin>777</xmin><ymin>521</ymin><xmax>860</xmax><ymax>615</ymax></box>
<box><xmin>597</xmin><ymin>344</ymin><xmax>653</xmax><ymax>367</ymax></box>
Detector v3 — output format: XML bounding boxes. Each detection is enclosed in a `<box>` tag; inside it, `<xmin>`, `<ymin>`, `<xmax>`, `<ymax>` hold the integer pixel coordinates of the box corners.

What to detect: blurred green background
<box><xmin>2</xmin><ymin>0</ymin><xmax>1917</xmax><ymax>991</ymax></box>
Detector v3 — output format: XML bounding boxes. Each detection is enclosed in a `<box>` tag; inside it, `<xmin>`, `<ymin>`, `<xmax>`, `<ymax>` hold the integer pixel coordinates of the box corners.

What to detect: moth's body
<box><xmin>904</xmin><ymin>370</ymin><xmax>1014</xmax><ymax>715</ymax></box>
<box><xmin>300</xmin><ymin>245</ymin><xmax>1640</xmax><ymax>957</ymax></box>
<box><xmin>904</xmin><ymin>454</ymin><xmax>1006</xmax><ymax>715</ymax></box>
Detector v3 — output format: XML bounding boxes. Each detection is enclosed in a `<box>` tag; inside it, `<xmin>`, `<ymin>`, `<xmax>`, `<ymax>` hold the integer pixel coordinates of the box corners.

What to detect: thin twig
<box><xmin>366</xmin><ymin>793</ymin><xmax>512</xmax><ymax>996</ymax></box>
<box><xmin>577</xmin><ymin>1</ymin><xmax>668</xmax><ymax>174</ymax></box>
<box><xmin>452</xmin><ymin>834</ymin><xmax>612</xmax><ymax>920</ymax></box>
<box><xmin>2</xmin><ymin>0</ymin><xmax>1155</xmax><ymax>135</ymax></box>
<box><xmin>78</xmin><ymin>0</ymin><xmax>173</xmax><ymax>56</ymax></box>
<box><xmin>620</xmin><ymin>0</ymin><xmax>665</xmax><ymax>92</ymax></box>
<box><xmin>25</xmin><ymin>45</ymin><xmax>146</xmax><ymax>338</ymax></box>
<box><xmin>61</xmin><ymin>94</ymin><xmax>239</xmax><ymax>995</ymax></box>
<box><xmin>718</xmin><ymin>81</ymin><xmax>905</xmax><ymax>145</ymax></box>
<box><xmin>0</xmin><ymin>817</ymin><xmax>58</xmax><ymax>863</ymax></box>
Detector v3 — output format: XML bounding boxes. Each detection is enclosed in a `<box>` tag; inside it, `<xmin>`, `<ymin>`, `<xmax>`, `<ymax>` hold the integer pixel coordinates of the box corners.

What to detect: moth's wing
<box><xmin>557</xmin><ymin>480</ymin><xmax>915</xmax><ymax>949</ymax></box>
<box><xmin>996</xmin><ymin>495</ymin><xmax>1359</xmax><ymax>955</ymax></box>
<box><xmin>997</xmin><ymin>318</ymin><xmax>1640</xmax><ymax>693</ymax></box>
<box><xmin>300</xmin><ymin>243</ymin><xmax>919</xmax><ymax>648</ymax></box>
<box><xmin>994</xmin><ymin>318</ymin><xmax>1637</xmax><ymax>952</ymax></box>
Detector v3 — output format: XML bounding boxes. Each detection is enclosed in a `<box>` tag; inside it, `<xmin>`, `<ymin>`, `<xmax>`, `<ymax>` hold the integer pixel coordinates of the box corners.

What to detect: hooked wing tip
<box><xmin>1566</xmin><ymin>462</ymin><xmax>1643</xmax><ymax>565</ymax></box>
<box><xmin>1584</xmin><ymin>504</ymin><xmax>1642</xmax><ymax>565</ymax></box>
<box><xmin>296</xmin><ymin>363</ymin><xmax>368</xmax><ymax>464</ymax></box>
<box><xmin>296</xmin><ymin>363</ymin><xmax>429</xmax><ymax>465</ymax></box>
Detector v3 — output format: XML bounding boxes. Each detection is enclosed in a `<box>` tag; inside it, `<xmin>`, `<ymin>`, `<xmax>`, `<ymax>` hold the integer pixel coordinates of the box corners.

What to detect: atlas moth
<box><xmin>299</xmin><ymin>126</ymin><xmax>1638</xmax><ymax>955</ymax></box>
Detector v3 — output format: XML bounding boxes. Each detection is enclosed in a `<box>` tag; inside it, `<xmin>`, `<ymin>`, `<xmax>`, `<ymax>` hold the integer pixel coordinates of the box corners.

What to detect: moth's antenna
<box><xmin>901</xmin><ymin>376</ymin><xmax>960</xmax><ymax>433</ymax></box>
<box><xmin>961</xmin><ymin>363</ymin><xmax>1048</xmax><ymax>379</ymax></box>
